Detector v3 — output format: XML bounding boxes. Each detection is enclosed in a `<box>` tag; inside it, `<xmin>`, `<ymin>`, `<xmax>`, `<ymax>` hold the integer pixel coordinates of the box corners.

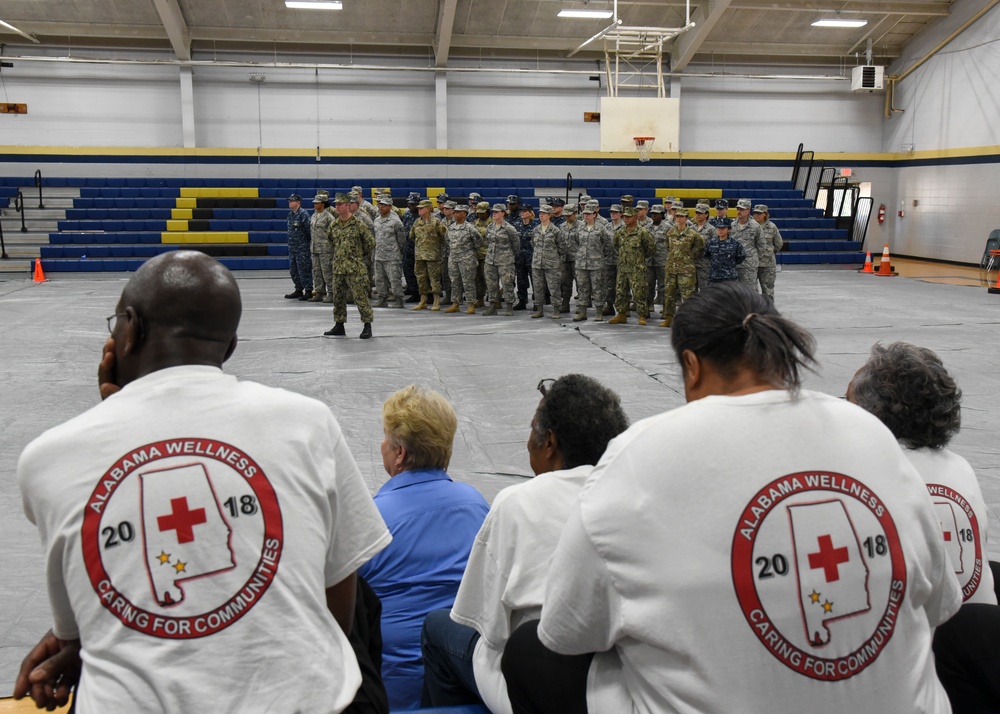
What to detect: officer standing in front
<box><xmin>325</xmin><ymin>192</ymin><xmax>376</xmax><ymax>339</ymax></box>
<box><xmin>285</xmin><ymin>193</ymin><xmax>312</xmax><ymax>301</ymax></box>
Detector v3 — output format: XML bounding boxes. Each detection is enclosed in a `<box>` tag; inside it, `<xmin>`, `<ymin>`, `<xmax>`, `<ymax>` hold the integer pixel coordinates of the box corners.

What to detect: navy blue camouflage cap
<box><xmin>435</xmin><ymin>192</ymin><xmax>449</xmax><ymax>202</ymax></box>
<box><xmin>407</xmin><ymin>192</ymin><xmax>421</xmax><ymax>204</ymax></box>
<box><xmin>288</xmin><ymin>193</ymin><xmax>302</xmax><ymax>202</ymax></box>
<box><xmin>507</xmin><ymin>195</ymin><xmax>521</xmax><ymax>204</ymax></box>
<box><xmin>550</xmin><ymin>197</ymin><xmax>566</xmax><ymax>207</ymax></box>
<box><xmin>715</xmin><ymin>199</ymin><xmax>729</xmax><ymax>209</ymax></box>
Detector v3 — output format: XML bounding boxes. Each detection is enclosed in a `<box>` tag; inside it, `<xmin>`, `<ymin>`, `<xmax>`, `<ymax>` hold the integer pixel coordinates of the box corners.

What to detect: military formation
<box><xmin>285</xmin><ymin>187</ymin><xmax>784</xmax><ymax>336</ymax></box>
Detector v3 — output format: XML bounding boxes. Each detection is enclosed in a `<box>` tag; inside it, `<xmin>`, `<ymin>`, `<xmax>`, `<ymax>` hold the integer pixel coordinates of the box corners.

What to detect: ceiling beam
<box><xmin>151</xmin><ymin>0</ymin><xmax>191</xmax><ymax>60</ymax></box>
<box><xmin>434</xmin><ymin>0</ymin><xmax>459</xmax><ymax>68</ymax></box>
<box><xmin>671</xmin><ymin>0</ymin><xmax>733</xmax><ymax>73</ymax></box>
<box><xmin>698</xmin><ymin>41</ymin><xmax>902</xmax><ymax>58</ymax></box>
<box><xmin>728</xmin><ymin>0</ymin><xmax>951</xmax><ymax>16</ymax></box>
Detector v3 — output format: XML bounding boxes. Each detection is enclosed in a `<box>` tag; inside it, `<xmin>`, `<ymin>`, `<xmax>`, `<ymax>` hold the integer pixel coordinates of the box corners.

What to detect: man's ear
<box><xmin>223</xmin><ymin>335</ymin><xmax>238</xmax><ymax>364</ymax></box>
<box><xmin>120</xmin><ymin>306</ymin><xmax>144</xmax><ymax>356</ymax></box>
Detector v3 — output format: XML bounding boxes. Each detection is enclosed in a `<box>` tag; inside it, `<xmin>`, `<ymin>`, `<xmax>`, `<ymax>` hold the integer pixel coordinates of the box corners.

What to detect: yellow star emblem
<box><xmin>174</xmin><ymin>560</ymin><xmax>187</xmax><ymax>573</ymax></box>
<box><xmin>822</xmin><ymin>600</ymin><xmax>833</xmax><ymax>613</ymax></box>
<box><xmin>158</xmin><ymin>551</ymin><xmax>171</xmax><ymax>565</ymax></box>
<box><xmin>809</xmin><ymin>590</ymin><xmax>821</xmax><ymax>603</ymax></box>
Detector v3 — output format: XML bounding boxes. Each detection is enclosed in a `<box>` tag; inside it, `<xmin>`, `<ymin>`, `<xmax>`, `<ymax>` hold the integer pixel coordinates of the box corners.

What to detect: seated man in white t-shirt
<box><xmin>14</xmin><ymin>251</ymin><xmax>392</xmax><ymax>713</ymax></box>
<box><xmin>420</xmin><ymin>374</ymin><xmax>629</xmax><ymax>712</ymax></box>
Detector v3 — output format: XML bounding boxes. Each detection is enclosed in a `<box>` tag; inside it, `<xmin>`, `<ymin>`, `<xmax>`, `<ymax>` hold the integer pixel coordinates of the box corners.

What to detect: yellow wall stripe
<box><xmin>655</xmin><ymin>188</ymin><xmax>723</xmax><ymax>199</ymax></box>
<box><xmin>179</xmin><ymin>188</ymin><xmax>259</xmax><ymax>198</ymax></box>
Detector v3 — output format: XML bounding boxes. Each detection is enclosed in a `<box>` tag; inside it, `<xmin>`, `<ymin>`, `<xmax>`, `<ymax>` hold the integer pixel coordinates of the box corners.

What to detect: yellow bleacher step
<box><xmin>161</xmin><ymin>232</ymin><xmax>249</xmax><ymax>244</ymax></box>
<box><xmin>171</xmin><ymin>208</ymin><xmax>193</xmax><ymax>219</ymax></box>
<box><xmin>655</xmin><ymin>188</ymin><xmax>723</xmax><ymax>199</ymax></box>
<box><xmin>178</xmin><ymin>188</ymin><xmax>259</xmax><ymax>198</ymax></box>
<box><xmin>166</xmin><ymin>220</ymin><xmax>189</xmax><ymax>231</ymax></box>
<box><xmin>426</xmin><ymin>187</ymin><xmax>445</xmax><ymax>206</ymax></box>
<box><xmin>175</xmin><ymin>198</ymin><xmax>197</xmax><ymax>208</ymax></box>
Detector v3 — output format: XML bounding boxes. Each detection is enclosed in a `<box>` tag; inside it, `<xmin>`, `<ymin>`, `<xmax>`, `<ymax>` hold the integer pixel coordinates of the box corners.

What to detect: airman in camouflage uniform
<box><xmin>647</xmin><ymin>204</ymin><xmax>669</xmax><ymax>314</ymax></box>
<box><xmin>513</xmin><ymin>205</ymin><xmax>536</xmax><ymax>310</ymax></box>
<box><xmin>352</xmin><ymin>185</ymin><xmax>379</xmax><ymax>221</ymax></box>
<box><xmin>473</xmin><ymin>201</ymin><xmax>491</xmax><ymax>307</ymax></box>
<box><xmin>531</xmin><ymin>205</ymin><xmax>571</xmax><ymax>320</ymax></box>
<box><xmin>660</xmin><ymin>208</ymin><xmax>706</xmax><ymax>328</ymax></box>
<box><xmin>373</xmin><ymin>197</ymin><xmax>407</xmax><ymax>308</ymax></box>
<box><xmin>559</xmin><ymin>204</ymin><xmax>580</xmax><ymax>313</ymax></box>
<box><xmin>285</xmin><ymin>193</ymin><xmax>312</xmax><ymax>301</ymax></box>
<box><xmin>324</xmin><ymin>193</ymin><xmax>376</xmax><ymax>339</ymax></box>
<box><xmin>692</xmin><ymin>202</ymin><xmax>719</xmax><ymax>290</ymax></box>
<box><xmin>309</xmin><ymin>192</ymin><xmax>336</xmax><ymax>303</ymax></box>
<box><xmin>483</xmin><ymin>204</ymin><xmax>521</xmax><ymax>316</ymax></box>
<box><xmin>445</xmin><ymin>205</ymin><xmax>486</xmax><ymax>314</ymax></box>
<box><xmin>573</xmin><ymin>205</ymin><xmax>612</xmax><ymax>322</ymax></box>
<box><xmin>704</xmin><ymin>222</ymin><xmax>745</xmax><ymax>284</ymax></box>
<box><xmin>409</xmin><ymin>199</ymin><xmax>449</xmax><ymax>311</ymax></box>
<box><xmin>752</xmin><ymin>204</ymin><xmax>784</xmax><ymax>301</ymax></box>
<box><xmin>636</xmin><ymin>199</ymin><xmax>654</xmax><ymax>231</ymax></box>
<box><xmin>608</xmin><ymin>207</ymin><xmax>655</xmax><ymax>325</ymax></box>
<box><xmin>731</xmin><ymin>198</ymin><xmax>765</xmax><ymax>290</ymax></box>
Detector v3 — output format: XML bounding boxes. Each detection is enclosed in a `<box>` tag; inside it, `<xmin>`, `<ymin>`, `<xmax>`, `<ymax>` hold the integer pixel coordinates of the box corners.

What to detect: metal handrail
<box><xmin>0</xmin><ymin>205</ymin><xmax>7</xmax><ymax>259</ymax></box>
<box><xmin>34</xmin><ymin>169</ymin><xmax>45</xmax><ymax>209</ymax></box>
<box><xmin>853</xmin><ymin>196</ymin><xmax>874</xmax><ymax>252</ymax></box>
<box><xmin>15</xmin><ymin>190</ymin><xmax>27</xmax><ymax>232</ymax></box>
<box><xmin>566</xmin><ymin>172</ymin><xmax>573</xmax><ymax>206</ymax></box>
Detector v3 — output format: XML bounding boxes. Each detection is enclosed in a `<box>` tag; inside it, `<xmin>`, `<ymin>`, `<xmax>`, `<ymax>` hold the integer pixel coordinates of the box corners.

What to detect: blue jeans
<box><xmin>420</xmin><ymin>609</ymin><xmax>484</xmax><ymax>707</ymax></box>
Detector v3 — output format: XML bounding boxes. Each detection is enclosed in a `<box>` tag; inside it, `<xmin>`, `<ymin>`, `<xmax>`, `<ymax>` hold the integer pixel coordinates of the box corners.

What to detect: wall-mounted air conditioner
<box><xmin>851</xmin><ymin>65</ymin><xmax>885</xmax><ymax>93</ymax></box>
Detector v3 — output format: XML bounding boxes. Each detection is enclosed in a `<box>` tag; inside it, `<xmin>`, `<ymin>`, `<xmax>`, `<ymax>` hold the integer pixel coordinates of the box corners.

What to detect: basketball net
<box><xmin>634</xmin><ymin>136</ymin><xmax>655</xmax><ymax>162</ymax></box>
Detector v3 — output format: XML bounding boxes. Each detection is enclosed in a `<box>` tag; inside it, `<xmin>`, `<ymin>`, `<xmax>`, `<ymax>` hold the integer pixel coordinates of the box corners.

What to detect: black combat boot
<box><xmin>359</xmin><ymin>323</ymin><xmax>372</xmax><ymax>339</ymax></box>
<box><xmin>324</xmin><ymin>322</ymin><xmax>346</xmax><ymax>336</ymax></box>
<box><xmin>284</xmin><ymin>289</ymin><xmax>303</xmax><ymax>299</ymax></box>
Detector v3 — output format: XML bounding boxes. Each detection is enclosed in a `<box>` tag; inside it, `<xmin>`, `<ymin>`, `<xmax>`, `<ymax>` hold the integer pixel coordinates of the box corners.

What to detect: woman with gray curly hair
<box><xmin>421</xmin><ymin>374</ymin><xmax>628</xmax><ymax>712</ymax></box>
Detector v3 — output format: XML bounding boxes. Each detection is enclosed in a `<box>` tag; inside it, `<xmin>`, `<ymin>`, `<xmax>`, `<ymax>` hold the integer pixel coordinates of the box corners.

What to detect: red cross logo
<box><xmin>808</xmin><ymin>534</ymin><xmax>850</xmax><ymax>582</ymax></box>
<box><xmin>943</xmin><ymin>530</ymin><xmax>952</xmax><ymax>542</ymax></box>
<box><xmin>157</xmin><ymin>497</ymin><xmax>207</xmax><ymax>544</ymax></box>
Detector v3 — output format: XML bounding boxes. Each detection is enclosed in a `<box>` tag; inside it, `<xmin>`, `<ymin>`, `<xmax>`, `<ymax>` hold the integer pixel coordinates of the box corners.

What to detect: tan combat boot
<box><xmin>412</xmin><ymin>295</ymin><xmax>427</xmax><ymax>310</ymax></box>
<box><xmin>444</xmin><ymin>302</ymin><xmax>460</xmax><ymax>313</ymax></box>
<box><xmin>573</xmin><ymin>307</ymin><xmax>587</xmax><ymax>322</ymax></box>
<box><xmin>466</xmin><ymin>303</ymin><xmax>476</xmax><ymax>314</ymax></box>
<box><xmin>659</xmin><ymin>314</ymin><xmax>673</xmax><ymax>328</ymax></box>
<box><xmin>638</xmin><ymin>315</ymin><xmax>647</xmax><ymax>326</ymax></box>
<box><xmin>608</xmin><ymin>312</ymin><xmax>627</xmax><ymax>325</ymax></box>
<box><xmin>430</xmin><ymin>294</ymin><xmax>441</xmax><ymax>311</ymax></box>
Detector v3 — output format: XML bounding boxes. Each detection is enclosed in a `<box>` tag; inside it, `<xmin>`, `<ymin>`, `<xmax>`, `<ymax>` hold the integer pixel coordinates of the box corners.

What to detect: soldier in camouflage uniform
<box><xmin>603</xmin><ymin>204</ymin><xmax>625</xmax><ymax>316</ymax></box>
<box><xmin>559</xmin><ymin>204</ymin><xmax>580</xmax><ymax>313</ymax></box>
<box><xmin>348</xmin><ymin>191</ymin><xmax>376</xmax><ymax>294</ymax></box>
<box><xmin>513</xmin><ymin>205</ymin><xmax>536</xmax><ymax>310</ymax></box>
<box><xmin>647</xmin><ymin>204</ymin><xmax>669</xmax><ymax>315</ymax></box>
<box><xmin>692</xmin><ymin>202</ymin><xmax>719</xmax><ymax>291</ymax></box>
<box><xmin>752</xmin><ymin>204</ymin><xmax>784</xmax><ymax>302</ymax></box>
<box><xmin>324</xmin><ymin>193</ymin><xmax>376</xmax><ymax>339</ymax></box>
<box><xmin>402</xmin><ymin>193</ymin><xmax>421</xmax><ymax>302</ymax></box>
<box><xmin>473</xmin><ymin>201</ymin><xmax>491</xmax><ymax>307</ymax></box>
<box><xmin>550</xmin><ymin>197</ymin><xmax>566</xmax><ymax>227</ymax></box>
<box><xmin>731</xmin><ymin>198</ymin><xmax>765</xmax><ymax>290</ymax></box>
<box><xmin>444</xmin><ymin>205</ymin><xmax>485</xmax><ymax>314</ymax></box>
<box><xmin>285</xmin><ymin>193</ymin><xmax>312</xmax><ymax>301</ymax></box>
<box><xmin>573</xmin><ymin>204</ymin><xmax>612</xmax><ymax>323</ymax></box>
<box><xmin>373</xmin><ymin>196</ymin><xmax>407</xmax><ymax>308</ymax></box>
<box><xmin>531</xmin><ymin>205</ymin><xmax>571</xmax><ymax>320</ymax></box>
<box><xmin>660</xmin><ymin>208</ymin><xmax>707</xmax><ymax>328</ymax></box>
<box><xmin>636</xmin><ymin>199</ymin><xmax>654</xmax><ymax>231</ymax></box>
<box><xmin>483</xmin><ymin>204</ymin><xmax>520</xmax><ymax>316</ymax></box>
<box><xmin>308</xmin><ymin>192</ymin><xmax>336</xmax><ymax>303</ymax></box>
<box><xmin>703</xmin><ymin>222</ymin><xmax>745</xmax><ymax>285</ymax></box>
<box><xmin>438</xmin><ymin>201</ymin><xmax>455</xmax><ymax>305</ymax></box>
<box><xmin>352</xmin><ymin>185</ymin><xmax>379</xmax><ymax>221</ymax></box>
<box><xmin>608</xmin><ymin>207</ymin><xmax>655</xmax><ymax>325</ymax></box>
<box><xmin>409</xmin><ymin>199</ymin><xmax>449</xmax><ymax>311</ymax></box>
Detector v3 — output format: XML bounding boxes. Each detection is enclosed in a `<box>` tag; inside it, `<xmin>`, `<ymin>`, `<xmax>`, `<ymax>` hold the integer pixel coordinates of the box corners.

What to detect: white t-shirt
<box><xmin>18</xmin><ymin>365</ymin><xmax>392</xmax><ymax>714</ymax></box>
<box><xmin>905</xmin><ymin>446</ymin><xmax>996</xmax><ymax>605</ymax></box>
<box><xmin>450</xmin><ymin>465</ymin><xmax>593</xmax><ymax>714</ymax></box>
<box><xmin>538</xmin><ymin>389</ymin><xmax>962</xmax><ymax>714</ymax></box>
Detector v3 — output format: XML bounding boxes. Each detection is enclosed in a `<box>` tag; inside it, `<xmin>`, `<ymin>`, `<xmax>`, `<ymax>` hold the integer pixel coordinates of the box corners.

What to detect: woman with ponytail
<box><xmin>502</xmin><ymin>282</ymin><xmax>962</xmax><ymax>714</ymax></box>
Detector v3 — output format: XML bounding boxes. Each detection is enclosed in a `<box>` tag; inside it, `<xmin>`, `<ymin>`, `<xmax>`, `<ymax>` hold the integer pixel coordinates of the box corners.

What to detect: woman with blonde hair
<box><xmin>359</xmin><ymin>385</ymin><xmax>489</xmax><ymax>711</ymax></box>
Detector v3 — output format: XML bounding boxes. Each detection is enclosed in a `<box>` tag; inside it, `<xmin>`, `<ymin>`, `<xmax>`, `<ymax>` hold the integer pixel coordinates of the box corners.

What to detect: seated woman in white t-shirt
<box><xmin>848</xmin><ymin>341</ymin><xmax>1000</xmax><ymax>712</ymax></box>
<box><xmin>420</xmin><ymin>374</ymin><xmax>629</xmax><ymax>711</ymax></box>
<box><xmin>501</xmin><ymin>281</ymin><xmax>961</xmax><ymax>714</ymax></box>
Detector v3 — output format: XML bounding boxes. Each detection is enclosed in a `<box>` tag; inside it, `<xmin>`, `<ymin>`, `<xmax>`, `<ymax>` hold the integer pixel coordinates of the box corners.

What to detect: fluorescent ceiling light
<box><xmin>558</xmin><ymin>9</ymin><xmax>614</xmax><ymax>19</ymax></box>
<box><xmin>811</xmin><ymin>19</ymin><xmax>868</xmax><ymax>28</ymax></box>
<box><xmin>285</xmin><ymin>1</ymin><xmax>343</xmax><ymax>9</ymax></box>
<box><xmin>0</xmin><ymin>18</ymin><xmax>40</xmax><ymax>43</ymax></box>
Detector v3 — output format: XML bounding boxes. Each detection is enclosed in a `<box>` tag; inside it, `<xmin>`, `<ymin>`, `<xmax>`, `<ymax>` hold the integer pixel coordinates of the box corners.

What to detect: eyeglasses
<box><xmin>106</xmin><ymin>312</ymin><xmax>128</xmax><ymax>334</ymax></box>
<box><xmin>537</xmin><ymin>378</ymin><xmax>555</xmax><ymax>396</ymax></box>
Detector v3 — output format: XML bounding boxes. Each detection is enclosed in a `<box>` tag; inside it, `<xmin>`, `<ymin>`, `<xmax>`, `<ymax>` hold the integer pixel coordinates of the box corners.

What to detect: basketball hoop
<box><xmin>634</xmin><ymin>136</ymin><xmax>655</xmax><ymax>162</ymax></box>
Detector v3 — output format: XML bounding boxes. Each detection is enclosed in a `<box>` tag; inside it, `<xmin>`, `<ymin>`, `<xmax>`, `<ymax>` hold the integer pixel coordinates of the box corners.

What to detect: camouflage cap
<box><xmin>752</xmin><ymin>204</ymin><xmax>769</xmax><ymax>214</ymax></box>
<box><xmin>311</xmin><ymin>191</ymin><xmax>329</xmax><ymax>203</ymax></box>
<box><xmin>664</xmin><ymin>196</ymin><xmax>677</xmax><ymax>204</ymax></box>
<box><xmin>506</xmin><ymin>194</ymin><xmax>520</xmax><ymax>204</ymax></box>
<box><xmin>550</xmin><ymin>197</ymin><xmax>566</xmax><ymax>207</ymax></box>
<box><xmin>407</xmin><ymin>192</ymin><xmax>421</xmax><ymax>204</ymax></box>
<box><xmin>622</xmin><ymin>206</ymin><xmax>638</xmax><ymax>217</ymax></box>
<box><xmin>476</xmin><ymin>201</ymin><xmax>491</xmax><ymax>213</ymax></box>
<box><xmin>620</xmin><ymin>195</ymin><xmax>634</xmax><ymax>205</ymax></box>
<box><xmin>347</xmin><ymin>191</ymin><xmax>360</xmax><ymax>202</ymax></box>
<box><xmin>453</xmin><ymin>204</ymin><xmax>469</xmax><ymax>213</ymax></box>
<box><xmin>538</xmin><ymin>204</ymin><xmax>553</xmax><ymax>214</ymax></box>
<box><xmin>468</xmin><ymin>192</ymin><xmax>482</xmax><ymax>201</ymax></box>
<box><xmin>436</xmin><ymin>192</ymin><xmax>450</xmax><ymax>201</ymax></box>
<box><xmin>636</xmin><ymin>200</ymin><xmax>650</xmax><ymax>209</ymax></box>
<box><xmin>715</xmin><ymin>219</ymin><xmax>731</xmax><ymax>230</ymax></box>
<box><xmin>491</xmin><ymin>203</ymin><xmax>506</xmax><ymax>212</ymax></box>
<box><xmin>675</xmin><ymin>207</ymin><xmax>691</xmax><ymax>218</ymax></box>
<box><xmin>443</xmin><ymin>200</ymin><xmax>457</xmax><ymax>210</ymax></box>
<box><xmin>377</xmin><ymin>196</ymin><xmax>393</xmax><ymax>206</ymax></box>
<box><xmin>695</xmin><ymin>202</ymin><xmax>710</xmax><ymax>213</ymax></box>
<box><xmin>565</xmin><ymin>203</ymin><xmax>578</xmax><ymax>214</ymax></box>
<box><xmin>586</xmin><ymin>199</ymin><xmax>600</xmax><ymax>209</ymax></box>
<box><xmin>418</xmin><ymin>199</ymin><xmax>434</xmax><ymax>209</ymax></box>
<box><xmin>610</xmin><ymin>204</ymin><xmax>623</xmax><ymax>213</ymax></box>
<box><xmin>519</xmin><ymin>205</ymin><xmax>534</xmax><ymax>213</ymax></box>
<box><xmin>715</xmin><ymin>199</ymin><xmax>729</xmax><ymax>209</ymax></box>
<box><xmin>288</xmin><ymin>193</ymin><xmax>303</xmax><ymax>202</ymax></box>
<box><xmin>736</xmin><ymin>198</ymin><xmax>752</xmax><ymax>210</ymax></box>
<box><xmin>351</xmin><ymin>185</ymin><xmax>363</xmax><ymax>194</ymax></box>
<box><xmin>579</xmin><ymin>194</ymin><xmax>592</xmax><ymax>203</ymax></box>
<box><xmin>650</xmin><ymin>204</ymin><xmax>665</xmax><ymax>214</ymax></box>
<box><xmin>672</xmin><ymin>201</ymin><xmax>685</xmax><ymax>210</ymax></box>
<box><xmin>334</xmin><ymin>192</ymin><xmax>351</xmax><ymax>204</ymax></box>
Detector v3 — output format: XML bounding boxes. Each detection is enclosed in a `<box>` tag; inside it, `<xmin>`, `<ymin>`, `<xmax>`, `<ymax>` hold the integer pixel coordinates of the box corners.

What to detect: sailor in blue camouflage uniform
<box><xmin>703</xmin><ymin>221</ymin><xmax>745</xmax><ymax>285</ymax></box>
<box><xmin>513</xmin><ymin>203</ymin><xmax>535</xmax><ymax>310</ymax></box>
<box><xmin>285</xmin><ymin>193</ymin><xmax>312</xmax><ymax>300</ymax></box>
<box><xmin>531</xmin><ymin>205</ymin><xmax>571</xmax><ymax>320</ymax></box>
<box><xmin>483</xmin><ymin>203</ymin><xmax>521</xmax><ymax>316</ymax></box>
<box><xmin>647</xmin><ymin>204</ymin><xmax>669</xmax><ymax>314</ymax></box>
<box><xmin>558</xmin><ymin>203</ymin><xmax>580</xmax><ymax>312</ymax></box>
<box><xmin>324</xmin><ymin>192</ymin><xmax>376</xmax><ymax>340</ymax></box>
<box><xmin>692</xmin><ymin>202</ymin><xmax>718</xmax><ymax>291</ymax></box>
<box><xmin>550</xmin><ymin>197</ymin><xmax>567</xmax><ymax>227</ymax></box>
<box><xmin>752</xmin><ymin>204</ymin><xmax>784</xmax><ymax>301</ymax></box>
<box><xmin>402</xmin><ymin>193</ymin><xmax>421</xmax><ymax>302</ymax></box>
<box><xmin>373</xmin><ymin>196</ymin><xmax>407</xmax><ymax>308</ymax></box>
<box><xmin>714</xmin><ymin>198</ymin><xmax>730</xmax><ymax>227</ymax></box>
<box><xmin>731</xmin><ymin>198</ymin><xmax>765</xmax><ymax>290</ymax></box>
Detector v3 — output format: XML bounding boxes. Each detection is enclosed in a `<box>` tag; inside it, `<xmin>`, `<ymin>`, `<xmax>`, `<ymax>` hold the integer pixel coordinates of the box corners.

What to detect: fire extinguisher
<box><xmin>878</xmin><ymin>203</ymin><xmax>885</xmax><ymax>224</ymax></box>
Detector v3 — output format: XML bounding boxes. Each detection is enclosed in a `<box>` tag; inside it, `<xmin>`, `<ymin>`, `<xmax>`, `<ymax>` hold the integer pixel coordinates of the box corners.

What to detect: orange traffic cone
<box><xmin>33</xmin><ymin>258</ymin><xmax>47</xmax><ymax>283</ymax></box>
<box><xmin>988</xmin><ymin>271</ymin><xmax>1000</xmax><ymax>294</ymax></box>
<box><xmin>874</xmin><ymin>244</ymin><xmax>897</xmax><ymax>277</ymax></box>
<box><xmin>858</xmin><ymin>251</ymin><xmax>873</xmax><ymax>274</ymax></box>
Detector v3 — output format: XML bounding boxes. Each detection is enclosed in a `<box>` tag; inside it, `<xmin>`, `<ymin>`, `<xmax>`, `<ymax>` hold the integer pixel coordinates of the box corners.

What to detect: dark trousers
<box><xmin>420</xmin><ymin>609</ymin><xmax>483</xmax><ymax>707</ymax></box>
<box><xmin>501</xmin><ymin>620</ymin><xmax>591</xmax><ymax>714</ymax></box>
<box><xmin>403</xmin><ymin>240</ymin><xmax>417</xmax><ymax>294</ymax></box>
<box><xmin>346</xmin><ymin>576</ymin><xmax>390</xmax><ymax>714</ymax></box>
<box><xmin>516</xmin><ymin>259</ymin><xmax>532</xmax><ymax>304</ymax></box>
<box><xmin>933</xmin><ymin>603</ymin><xmax>1000</xmax><ymax>714</ymax></box>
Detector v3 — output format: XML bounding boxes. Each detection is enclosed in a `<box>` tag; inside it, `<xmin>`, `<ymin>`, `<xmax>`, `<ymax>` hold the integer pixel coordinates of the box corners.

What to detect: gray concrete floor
<box><xmin>2</xmin><ymin>269</ymin><xmax>999</xmax><ymax>695</ymax></box>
